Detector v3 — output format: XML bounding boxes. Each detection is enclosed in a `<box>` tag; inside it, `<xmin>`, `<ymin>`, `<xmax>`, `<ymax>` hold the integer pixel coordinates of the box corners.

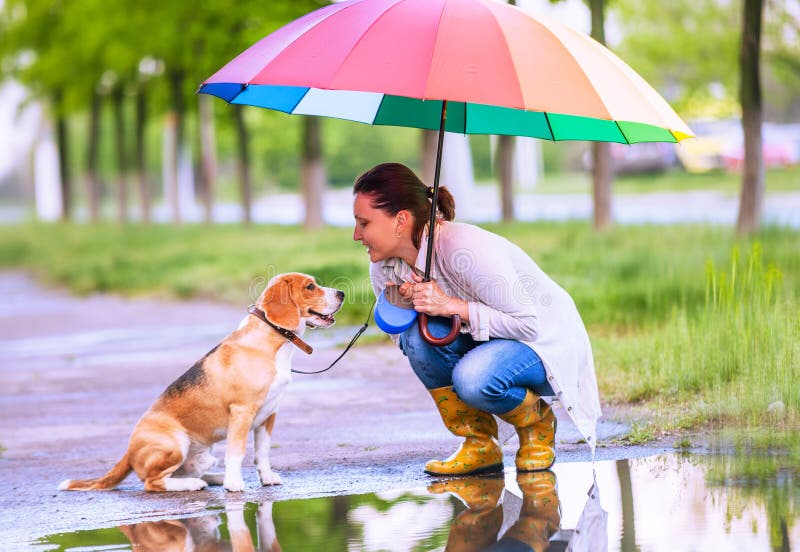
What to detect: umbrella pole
<box><xmin>423</xmin><ymin>100</ymin><xmax>448</xmax><ymax>281</ymax></box>
<box><xmin>417</xmin><ymin>100</ymin><xmax>461</xmax><ymax>347</ymax></box>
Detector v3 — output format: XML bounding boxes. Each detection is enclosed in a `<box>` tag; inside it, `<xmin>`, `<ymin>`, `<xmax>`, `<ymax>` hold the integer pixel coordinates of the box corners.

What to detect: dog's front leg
<box><xmin>224</xmin><ymin>404</ymin><xmax>256</xmax><ymax>492</ymax></box>
<box><xmin>255</xmin><ymin>502</ymin><xmax>281</xmax><ymax>552</ymax></box>
<box><xmin>226</xmin><ymin>506</ymin><xmax>255</xmax><ymax>552</ymax></box>
<box><xmin>254</xmin><ymin>413</ymin><xmax>281</xmax><ymax>485</ymax></box>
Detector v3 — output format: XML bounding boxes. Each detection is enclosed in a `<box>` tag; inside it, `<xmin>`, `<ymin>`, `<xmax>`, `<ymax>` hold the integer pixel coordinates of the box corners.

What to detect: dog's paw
<box><xmin>223</xmin><ymin>476</ymin><xmax>246</xmax><ymax>492</ymax></box>
<box><xmin>259</xmin><ymin>469</ymin><xmax>282</xmax><ymax>486</ymax></box>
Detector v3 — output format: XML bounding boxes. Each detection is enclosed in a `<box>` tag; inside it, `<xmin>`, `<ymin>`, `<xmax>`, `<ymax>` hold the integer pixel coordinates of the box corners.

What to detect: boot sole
<box><xmin>515</xmin><ymin>463</ymin><xmax>555</xmax><ymax>473</ymax></box>
<box><xmin>424</xmin><ymin>462</ymin><xmax>504</xmax><ymax>477</ymax></box>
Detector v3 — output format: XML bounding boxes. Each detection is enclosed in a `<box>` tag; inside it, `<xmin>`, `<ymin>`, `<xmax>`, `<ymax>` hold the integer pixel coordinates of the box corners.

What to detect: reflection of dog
<box><xmin>59</xmin><ymin>273</ymin><xmax>344</xmax><ymax>492</ymax></box>
<box><xmin>118</xmin><ymin>502</ymin><xmax>281</xmax><ymax>552</ymax></box>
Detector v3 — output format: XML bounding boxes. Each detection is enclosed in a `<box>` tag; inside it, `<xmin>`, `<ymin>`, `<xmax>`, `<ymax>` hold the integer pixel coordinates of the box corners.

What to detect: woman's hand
<box><xmin>408</xmin><ymin>273</ymin><xmax>469</xmax><ymax>320</ymax></box>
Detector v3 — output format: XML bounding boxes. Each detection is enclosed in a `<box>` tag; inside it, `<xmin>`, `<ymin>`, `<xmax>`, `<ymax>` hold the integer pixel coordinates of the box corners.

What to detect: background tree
<box><xmin>588</xmin><ymin>0</ymin><xmax>613</xmax><ymax>230</ymax></box>
<box><xmin>614</xmin><ymin>0</ymin><xmax>740</xmax><ymax>117</ymax></box>
<box><xmin>497</xmin><ymin>0</ymin><xmax>518</xmax><ymax>223</ymax></box>
<box><xmin>550</xmin><ymin>0</ymin><xmax>614</xmax><ymax>229</ymax></box>
<box><xmin>736</xmin><ymin>0</ymin><xmax>765</xmax><ymax>235</ymax></box>
<box><xmin>2</xmin><ymin>1</ymin><xmax>77</xmax><ymax>220</ymax></box>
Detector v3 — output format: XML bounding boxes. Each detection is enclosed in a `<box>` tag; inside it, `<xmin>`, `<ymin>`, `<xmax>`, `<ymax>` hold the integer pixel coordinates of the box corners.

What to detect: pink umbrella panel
<box><xmin>199</xmin><ymin>0</ymin><xmax>693</xmax><ymax>144</ymax></box>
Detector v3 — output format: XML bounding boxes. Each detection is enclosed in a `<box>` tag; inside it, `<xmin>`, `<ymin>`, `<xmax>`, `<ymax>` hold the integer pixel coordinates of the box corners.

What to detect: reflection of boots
<box><xmin>425</xmin><ymin>387</ymin><xmax>504</xmax><ymax>476</ymax></box>
<box><xmin>498</xmin><ymin>390</ymin><xmax>556</xmax><ymax>472</ymax></box>
<box><xmin>428</xmin><ymin>476</ymin><xmax>505</xmax><ymax>552</ymax></box>
<box><xmin>503</xmin><ymin>471</ymin><xmax>560</xmax><ymax>552</ymax></box>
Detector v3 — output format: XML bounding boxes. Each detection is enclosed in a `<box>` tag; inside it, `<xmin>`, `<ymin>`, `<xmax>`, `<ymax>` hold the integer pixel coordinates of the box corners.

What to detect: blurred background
<box><xmin>1</xmin><ymin>0</ymin><xmax>798</xmax><ymax>230</ymax></box>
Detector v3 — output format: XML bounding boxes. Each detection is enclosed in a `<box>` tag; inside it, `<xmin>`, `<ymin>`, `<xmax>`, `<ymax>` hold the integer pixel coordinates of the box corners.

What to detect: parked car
<box><xmin>676</xmin><ymin>118</ymin><xmax>742</xmax><ymax>173</ymax></box>
<box><xmin>677</xmin><ymin>118</ymin><xmax>800</xmax><ymax>173</ymax></box>
<box><xmin>582</xmin><ymin>141</ymin><xmax>679</xmax><ymax>174</ymax></box>
<box><xmin>722</xmin><ymin>122</ymin><xmax>800</xmax><ymax>171</ymax></box>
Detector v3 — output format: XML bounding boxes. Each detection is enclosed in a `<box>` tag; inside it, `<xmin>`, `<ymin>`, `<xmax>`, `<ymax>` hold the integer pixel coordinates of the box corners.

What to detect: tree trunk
<box><xmin>497</xmin><ymin>0</ymin><xmax>517</xmax><ymax>223</ymax></box>
<box><xmin>112</xmin><ymin>88</ymin><xmax>128</xmax><ymax>224</ymax></box>
<box><xmin>616</xmin><ymin>460</ymin><xmax>638</xmax><ymax>551</ymax></box>
<box><xmin>86</xmin><ymin>91</ymin><xmax>102</xmax><ymax>223</ymax></box>
<box><xmin>302</xmin><ymin>117</ymin><xmax>325</xmax><ymax>229</ymax></box>
<box><xmin>736</xmin><ymin>0</ymin><xmax>764</xmax><ymax>235</ymax></box>
<box><xmin>134</xmin><ymin>90</ymin><xmax>151</xmax><ymax>224</ymax></box>
<box><xmin>420</xmin><ymin>129</ymin><xmax>438</xmax><ymax>185</ymax></box>
<box><xmin>233</xmin><ymin>106</ymin><xmax>252</xmax><ymax>227</ymax></box>
<box><xmin>592</xmin><ymin>142</ymin><xmax>613</xmax><ymax>229</ymax></box>
<box><xmin>167</xmin><ymin>70</ymin><xmax>185</xmax><ymax>225</ymax></box>
<box><xmin>589</xmin><ymin>0</ymin><xmax>614</xmax><ymax>230</ymax></box>
<box><xmin>198</xmin><ymin>93</ymin><xmax>217</xmax><ymax>224</ymax></box>
<box><xmin>54</xmin><ymin>92</ymin><xmax>71</xmax><ymax>221</ymax></box>
<box><xmin>498</xmin><ymin>134</ymin><xmax>515</xmax><ymax>222</ymax></box>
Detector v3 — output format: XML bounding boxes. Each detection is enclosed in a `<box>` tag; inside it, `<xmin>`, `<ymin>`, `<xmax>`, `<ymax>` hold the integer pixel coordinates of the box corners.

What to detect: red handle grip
<box><xmin>418</xmin><ymin>313</ymin><xmax>462</xmax><ymax>346</ymax></box>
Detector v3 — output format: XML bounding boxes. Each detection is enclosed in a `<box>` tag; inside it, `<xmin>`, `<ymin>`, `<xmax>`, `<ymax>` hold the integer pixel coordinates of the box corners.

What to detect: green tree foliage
<box><xmin>615</xmin><ymin>0</ymin><xmax>741</xmax><ymax>117</ymax></box>
<box><xmin>614</xmin><ymin>0</ymin><xmax>799</xmax><ymax>119</ymax></box>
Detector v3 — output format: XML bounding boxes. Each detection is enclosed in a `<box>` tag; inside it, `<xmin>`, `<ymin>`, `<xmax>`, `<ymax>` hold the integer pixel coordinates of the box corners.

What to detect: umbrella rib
<box><xmin>543</xmin><ymin>112</ymin><xmax>556</xmax><ymax>142</ymax></box>
<box><xmin>614</xmin><ymin>120</ymin><xmax>631</xmax><ymax>145</ymax></box>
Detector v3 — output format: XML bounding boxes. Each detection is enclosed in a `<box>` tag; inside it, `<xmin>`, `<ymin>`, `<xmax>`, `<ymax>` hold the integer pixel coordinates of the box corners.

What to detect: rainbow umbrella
<box><xmin>199</xmin><ymin>0</ymin><xmax>692</xmax><ymax>343</ymax></box>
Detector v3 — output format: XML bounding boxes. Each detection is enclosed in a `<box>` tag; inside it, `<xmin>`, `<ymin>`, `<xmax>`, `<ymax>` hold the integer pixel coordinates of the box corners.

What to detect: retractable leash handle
<box><xmin>418</xmin><ymin>312</ymin><xmax>461</xmax><ymax>346</ymax></box>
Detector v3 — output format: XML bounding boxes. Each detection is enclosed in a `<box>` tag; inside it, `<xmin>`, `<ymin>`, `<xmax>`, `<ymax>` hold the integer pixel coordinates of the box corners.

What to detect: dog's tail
<box><xmin>58</xmin><ymin>452</ymin><xmax>132</xmax><ymax>491</ymax></box>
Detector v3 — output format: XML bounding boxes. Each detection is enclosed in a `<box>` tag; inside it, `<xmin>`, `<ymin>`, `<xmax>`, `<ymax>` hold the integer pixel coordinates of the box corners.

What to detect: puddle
<box><xmin>33</xmin><ymin>454</ymin><xmax>800</xmax><ymax>551</ymax></box>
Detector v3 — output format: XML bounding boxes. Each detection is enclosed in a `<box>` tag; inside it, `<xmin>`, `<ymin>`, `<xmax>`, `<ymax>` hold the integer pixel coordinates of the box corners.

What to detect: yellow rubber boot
<box><xmin>424</xmin><ymin>387</ymin><xmax>504</xmax><ymax>476</ymax></box>
<box><xmin>428</xmin><ymin>477</ymin><xmax>505</xmax><ymax>552</ymax></box>
<box><xmin>498</xmin><ymin>390</ymin><xmax>556</xmax><ymax>472</ymax></box>
<box><xmin>503</xmin><ymin>471</ymin><xmax>560</xmax><ymax>551</ymax></box>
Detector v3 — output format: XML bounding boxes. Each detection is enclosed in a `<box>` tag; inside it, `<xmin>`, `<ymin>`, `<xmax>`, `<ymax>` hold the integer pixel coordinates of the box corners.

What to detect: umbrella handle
<box><xmin>418</xmin><ymin>313</ymin><xmax>461</xmax><ymax>346</ymax></box>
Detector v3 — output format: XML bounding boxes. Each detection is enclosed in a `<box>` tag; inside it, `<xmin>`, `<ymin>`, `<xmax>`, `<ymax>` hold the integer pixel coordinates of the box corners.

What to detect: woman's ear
<box><xmin>261</xmin><ymin>278</ymin><xmax>301</xmax><ymax>330</ymax></box>
<box><xmin>396</xmin><ymin>210</ymin><xmax>411</xmax><ymax>232</ymax></box>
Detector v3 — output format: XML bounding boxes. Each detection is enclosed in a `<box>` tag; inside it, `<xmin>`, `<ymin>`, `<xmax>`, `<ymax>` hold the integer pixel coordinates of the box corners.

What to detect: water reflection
<box><xmin>35</xmin><ymin>454</ymin><xmax>800</xmax><ymax>551</ymax></box>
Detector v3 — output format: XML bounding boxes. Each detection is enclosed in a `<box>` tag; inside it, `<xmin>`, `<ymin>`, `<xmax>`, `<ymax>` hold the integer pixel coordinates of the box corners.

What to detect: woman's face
<box><xmin>352</xmin><ymin>193</ymin><xmax>405</xmax><ymax>263</ymax></box>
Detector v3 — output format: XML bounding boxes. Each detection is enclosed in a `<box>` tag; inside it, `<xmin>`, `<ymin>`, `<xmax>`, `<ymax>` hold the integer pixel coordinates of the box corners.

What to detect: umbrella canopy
<box><xmin>199</xmin><ymin>0</ymin><xmax>693</xmax><ymax>345</ymax></box>
<box><xmin>199</xmin><ymin>0</ymin><xmax>693</xmax><ymax>144</ymax></box>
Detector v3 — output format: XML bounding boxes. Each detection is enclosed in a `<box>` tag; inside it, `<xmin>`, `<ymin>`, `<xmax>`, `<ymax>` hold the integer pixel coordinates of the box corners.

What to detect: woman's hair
<box><xmin>353</xmin><ymin>163</ymin><xmax>455</xmax><ymax>249</ymax></box>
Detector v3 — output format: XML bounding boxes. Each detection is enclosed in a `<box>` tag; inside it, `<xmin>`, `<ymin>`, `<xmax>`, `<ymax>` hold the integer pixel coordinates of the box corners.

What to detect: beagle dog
<box><xmin>58</xmin><ymin>273</ymin><xmax>344</xmax><ymax>492</ymax></box>
<box><xmin>118</xmin><ymin>502</ymin><xmax>279</xmax><ymax>551</ymax></box>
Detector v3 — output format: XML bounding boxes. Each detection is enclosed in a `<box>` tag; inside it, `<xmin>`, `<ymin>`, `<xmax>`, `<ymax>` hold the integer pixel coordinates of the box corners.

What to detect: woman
<box><xmin>352</xmin><ymin>163</ymin><xmax>601</xmax><ymax>475</ymax></box>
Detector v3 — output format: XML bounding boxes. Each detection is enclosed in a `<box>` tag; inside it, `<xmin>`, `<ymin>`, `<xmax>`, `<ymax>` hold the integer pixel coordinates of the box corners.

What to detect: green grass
<box><xmin>479</xmin><ymin>165</ymin><xmax>800</xmax><ymax>195</ymax></box>
<box><xmin>1</xmin><ymin>221</ymin><xmax>798</xmax><ymax>445</ymax></box>
<box><xmin>599</xmin><ymin>243</ymin><xmax>799</xmax><ymax>435</ymax></box>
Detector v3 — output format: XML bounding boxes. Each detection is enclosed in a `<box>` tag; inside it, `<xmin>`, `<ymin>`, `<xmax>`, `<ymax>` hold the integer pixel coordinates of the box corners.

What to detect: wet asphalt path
<box><xmin>0</xmin><ymin>271</ymin><xmax>672</xmax><ymax>547</ymax></box>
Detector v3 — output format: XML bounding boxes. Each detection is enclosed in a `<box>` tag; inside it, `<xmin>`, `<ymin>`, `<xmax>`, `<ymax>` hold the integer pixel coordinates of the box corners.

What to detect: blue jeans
<box><xmin>398</xmin><ymin>316</ymin><xmax>554</xmax><ymax>415</ymax></box>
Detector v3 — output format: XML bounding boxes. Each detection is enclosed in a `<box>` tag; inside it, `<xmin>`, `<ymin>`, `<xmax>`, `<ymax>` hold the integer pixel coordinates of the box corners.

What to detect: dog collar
<box><xmin>247</xmin><ymin>305</ymin><xmax>313</xmax><ymax>355</ymax></box>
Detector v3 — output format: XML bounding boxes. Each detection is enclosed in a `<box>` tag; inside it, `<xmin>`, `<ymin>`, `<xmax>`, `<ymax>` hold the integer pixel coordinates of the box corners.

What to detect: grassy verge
<box><xmin>481</xmin><ymin>165</ymin><xmax>800</xmax><ymax>195</ymax></box>
<box><xmin>1</xmin><ymin>222</ymin><xmax>798</xmax><ymax>449</ymax></box>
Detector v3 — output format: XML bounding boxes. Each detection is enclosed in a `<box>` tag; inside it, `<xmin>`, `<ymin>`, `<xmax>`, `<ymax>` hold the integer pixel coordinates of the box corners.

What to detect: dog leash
<box><xmin>289</xmin><ymin>297</ymin><xmax>377</xmax><ymax>375</ymax></box>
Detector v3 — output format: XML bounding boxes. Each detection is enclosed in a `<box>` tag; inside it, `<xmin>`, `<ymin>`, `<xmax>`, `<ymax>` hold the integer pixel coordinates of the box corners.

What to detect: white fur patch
<box><xmin>253</xmin><ymin>342</ymin><xmax>293</xmax><ymax>428</ymax></box>
<box><xmin>164</xmin><ymin>477</ymin><xmax>207</xmax><ymax>491</ymax></box>
<box><xmin>257</xmin><ymin>502</ymin><xmax>279</xmax><ymax>548</ymax></box>
<box><xmin>223</xmin><ymin>454</ymin><xmax>245</xmax><ymax>492</ymax></box>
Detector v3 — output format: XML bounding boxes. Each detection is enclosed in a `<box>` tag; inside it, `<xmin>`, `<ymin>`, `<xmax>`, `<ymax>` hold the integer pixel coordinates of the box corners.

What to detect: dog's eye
<box><xmin>305</xmin><ymin>283</ymin><xmax>316</xmax><ymax>291</ymax></box>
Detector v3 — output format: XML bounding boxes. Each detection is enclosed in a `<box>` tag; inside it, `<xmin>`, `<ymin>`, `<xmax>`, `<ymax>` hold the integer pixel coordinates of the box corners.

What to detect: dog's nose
<box><xmin>336</xmin><ymin>290</ymin><xmax>345</xmax><ymax>300</ymax></box>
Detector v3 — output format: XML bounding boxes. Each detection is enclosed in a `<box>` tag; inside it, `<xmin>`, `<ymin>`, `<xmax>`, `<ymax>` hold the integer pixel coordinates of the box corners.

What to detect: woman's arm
<box><xmin>449</xmin><ymin>245</ymin><xmax>540</xmax><ymax>342</ymax></box>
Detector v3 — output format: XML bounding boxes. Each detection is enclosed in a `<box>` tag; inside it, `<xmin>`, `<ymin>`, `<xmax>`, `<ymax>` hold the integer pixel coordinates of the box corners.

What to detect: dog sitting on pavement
<box><xmin>58</xmin><ymin>272</ymin><xmax>344</xmax><ymax>492</ymax></box>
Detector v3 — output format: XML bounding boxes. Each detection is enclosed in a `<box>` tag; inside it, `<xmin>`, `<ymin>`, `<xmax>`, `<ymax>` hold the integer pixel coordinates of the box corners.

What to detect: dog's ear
<box><xmin>262</xmin><ymin>277</ymin><xmax>301</xmax><ymax>329</ymax></box>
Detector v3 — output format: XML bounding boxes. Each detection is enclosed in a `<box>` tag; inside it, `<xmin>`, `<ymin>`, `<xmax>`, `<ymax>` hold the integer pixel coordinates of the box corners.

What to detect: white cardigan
<box><xmin>369</xmin><ymin>221</ymin><xmax>602</xmax><ymax>449</ymax></box>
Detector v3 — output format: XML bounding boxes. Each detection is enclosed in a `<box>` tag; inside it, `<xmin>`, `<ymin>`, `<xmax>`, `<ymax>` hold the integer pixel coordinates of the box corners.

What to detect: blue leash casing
<box><xmin>374</xmin><ymin>286</ymin><xmax>417</xmax><ymax>334</ymax></box>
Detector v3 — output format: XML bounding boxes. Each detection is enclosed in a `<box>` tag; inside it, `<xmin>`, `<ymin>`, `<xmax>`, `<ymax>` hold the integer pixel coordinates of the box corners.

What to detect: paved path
<box><xmin>0</xmin><ymin>272</ymin><xmax>671</xmax><ymax>546</ymax></box>
<box><xmin>5</xmin><ymin>188</ymin><xmax>800</xmax><ymax>227</ymax></box>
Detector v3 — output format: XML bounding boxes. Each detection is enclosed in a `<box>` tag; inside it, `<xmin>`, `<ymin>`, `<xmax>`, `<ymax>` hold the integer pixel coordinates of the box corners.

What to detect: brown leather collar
<box><xmin>247</xmin><ymin>305</ymin><xmax>313</xmax><ymax>355</ymax></box>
